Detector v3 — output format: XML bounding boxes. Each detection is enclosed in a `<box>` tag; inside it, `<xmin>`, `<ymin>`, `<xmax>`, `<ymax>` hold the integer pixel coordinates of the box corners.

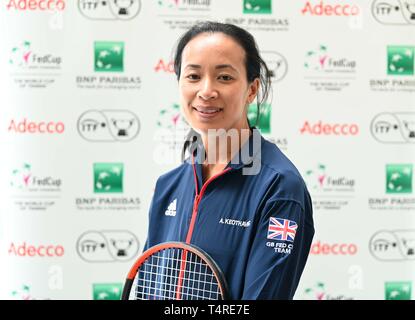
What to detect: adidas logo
<box><xmin>165</xmin><ymin>199</ymin><xmax>177</xmax><ymax>217</ymax></box>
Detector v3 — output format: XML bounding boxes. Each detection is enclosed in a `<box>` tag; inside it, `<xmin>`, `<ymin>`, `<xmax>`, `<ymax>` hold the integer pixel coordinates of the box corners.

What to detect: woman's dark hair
<box><xmin>173</xmin><ymin>21</ymin><xmax>272</xmax><ymax>161</ymax></box>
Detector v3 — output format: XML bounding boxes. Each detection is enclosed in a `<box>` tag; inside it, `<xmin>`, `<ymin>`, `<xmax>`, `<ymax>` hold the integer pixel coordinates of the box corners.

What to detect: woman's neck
<box><xmin>199</xmin><ymin>126</ymin><xmax>252</xmax><ymax>181</ymax></box>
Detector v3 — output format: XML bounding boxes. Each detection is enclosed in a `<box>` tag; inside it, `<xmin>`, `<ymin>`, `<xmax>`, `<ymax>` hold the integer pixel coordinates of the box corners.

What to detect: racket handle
<box><xmin>121</xmin><ymin>279</ymin><xmax>134</xmax><ymax>300</ymax></box>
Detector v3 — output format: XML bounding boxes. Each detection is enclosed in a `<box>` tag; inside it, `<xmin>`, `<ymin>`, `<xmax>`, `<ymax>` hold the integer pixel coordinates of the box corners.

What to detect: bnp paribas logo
<box><xmin>94</xmin><ymin>41</ymin><xmax>124</xmax><ymax>72</ymax></box>
<box><xmin>386</xmin><ymin>164</ymin><xmax>413</xmax><ymax>194</ymax></box>
<box><xmin>385</xmin><ymin>282</ymin><xmax>412</xmax><ymax>300</ymax></box>
<box><xmin>93</xmin><ymin>283</ymin><xmax>123</xmax><ymax>300</ymax></box>
<box><xmin>387</xmin><ymin>46</ymin><xmax>414</xmax><ymax>76</ymax></box>
<box><xmin>243</xmin><ymin>0</ymin><xmax>272</xmax><ymax>14</ymax></box>
<box><xmin>94</xmin><ymin>163</ymin><xmax>123</xmax><ymax>193</ymax></box>
<box><xmin>248</xmin><ymin>103</ymin><xmax>271</xmax><ymax>134</ymax></box>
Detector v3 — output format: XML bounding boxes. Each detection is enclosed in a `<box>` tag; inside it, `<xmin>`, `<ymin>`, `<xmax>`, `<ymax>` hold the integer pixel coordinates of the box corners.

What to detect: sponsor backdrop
<box><xmin>0</xmin><ymin>0</ymin><xmax>414</xmax><ymax>300</ymax></box>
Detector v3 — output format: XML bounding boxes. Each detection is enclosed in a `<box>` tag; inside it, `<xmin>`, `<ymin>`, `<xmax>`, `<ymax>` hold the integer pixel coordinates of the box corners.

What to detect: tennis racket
<box><xmin>121</xmin><ymin>241</ymin><xmax>230</xmax><ymax>300</ymax></box>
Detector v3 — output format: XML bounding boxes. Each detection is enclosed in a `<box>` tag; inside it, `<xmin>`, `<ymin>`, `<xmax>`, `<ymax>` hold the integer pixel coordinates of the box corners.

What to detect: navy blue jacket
<box><xmin>143</xmin><ymin>128</ymin><xmax>314</xmax><ymax>300</ymax></box>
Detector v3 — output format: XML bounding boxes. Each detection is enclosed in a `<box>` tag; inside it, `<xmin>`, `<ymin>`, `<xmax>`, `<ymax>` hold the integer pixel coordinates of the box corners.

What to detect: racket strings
<box><xmin>132</xmin><ymin>247</ymin><xmax>221</xmax><ymax>300</ymax></box>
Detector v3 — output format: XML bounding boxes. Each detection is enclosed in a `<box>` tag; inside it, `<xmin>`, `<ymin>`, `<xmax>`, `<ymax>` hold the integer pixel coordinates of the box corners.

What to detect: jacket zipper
<box><xmin>177</xmin><ymin>166</ymin><xmax>232</xmax><ymax>299</ymax></box>
<box><xmin>185</xmin><ymin>167</ymin><xmax>232</xmax><ymax>244</ymax></box>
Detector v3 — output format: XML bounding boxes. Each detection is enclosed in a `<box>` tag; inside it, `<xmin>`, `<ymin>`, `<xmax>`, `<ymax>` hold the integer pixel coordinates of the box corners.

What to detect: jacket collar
<box><xmin>225</xmin><ymin>127</ymin><xmax>262</xmax><ymax>170</ymax></box>
<box><xmin>189</xmin><ymin>126</ymin><xmax>263</xmax><ymax>171</ymax></box>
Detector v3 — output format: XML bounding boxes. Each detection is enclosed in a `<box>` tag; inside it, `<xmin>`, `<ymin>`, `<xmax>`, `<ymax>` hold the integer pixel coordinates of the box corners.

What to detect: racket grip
<box><xmin>121</xmin><ymin>279</ymin><xmax>134</xmax><ymax>300</ymax></box>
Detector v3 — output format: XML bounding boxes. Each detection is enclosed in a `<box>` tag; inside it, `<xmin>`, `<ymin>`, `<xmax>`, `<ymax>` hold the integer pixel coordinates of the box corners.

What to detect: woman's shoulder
<box><xmin>154</xmin><ymin>162</ymin><xmax>192</xmax><ymax>187</ymax></box>
<box><xmin>259</xmin><ymin>137</ymin><xmax>302</xmax><ymax>179</ymax></box>
<box><xmin>257</xmin><ymin>137</ymin><xmax>310</xmax><ymax>205</ymax></box>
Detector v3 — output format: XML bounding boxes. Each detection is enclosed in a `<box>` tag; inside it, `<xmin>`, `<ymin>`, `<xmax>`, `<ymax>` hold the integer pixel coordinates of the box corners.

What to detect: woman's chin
<box><xmin>188</xmin><ymin>120</ymin><xmax>224</xmax><ymax>133</ymax></box>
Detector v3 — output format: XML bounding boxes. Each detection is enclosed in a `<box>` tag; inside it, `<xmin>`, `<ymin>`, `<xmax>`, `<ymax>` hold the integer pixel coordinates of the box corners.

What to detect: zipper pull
<box><xmin>193</xmin><ymin>195</ymin><xmax>199</xmax><ymax>211</ymax></box>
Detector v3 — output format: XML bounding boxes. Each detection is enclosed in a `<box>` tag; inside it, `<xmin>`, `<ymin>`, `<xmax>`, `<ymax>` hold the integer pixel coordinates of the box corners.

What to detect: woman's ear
<box><xmin>247</xmin><ymin>78</ymin><xmax>260</xmax><ymax>104</ymax></box>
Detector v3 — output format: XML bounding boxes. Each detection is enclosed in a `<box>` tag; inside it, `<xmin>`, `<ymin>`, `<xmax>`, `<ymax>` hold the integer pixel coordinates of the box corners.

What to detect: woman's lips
<box><xmin>192</xmin><ymin>106</ymin><xmax>223</xmax><ymax>119</ymax></box>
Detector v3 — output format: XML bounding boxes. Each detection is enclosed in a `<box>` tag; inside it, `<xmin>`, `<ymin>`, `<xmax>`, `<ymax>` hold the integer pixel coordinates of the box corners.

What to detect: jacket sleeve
<box><xmin>241</xmin><ymin>197</ymin><xmax>314</xmax><ymax>300</ymax></box>
<box><xmin>141</xmin><ymin>178</ymin><xmax>160</xmax><ymax>253</ymax></box>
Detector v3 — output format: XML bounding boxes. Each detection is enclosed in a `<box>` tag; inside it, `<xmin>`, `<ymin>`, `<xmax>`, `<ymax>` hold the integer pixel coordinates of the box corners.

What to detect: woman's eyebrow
<box><xmin>184</xmin><ymin>64</ymin><xmax>201</xmax><ymax>70</ymax></box>
<box><xmin>183</xmin><ymin>64</ymin><xmax>238</xmax><ymax>72</ymax></box>
<box><xmin>215</xmin><ymin>64</ymin><xmax>237</xmax><ymax>72</ymax></box>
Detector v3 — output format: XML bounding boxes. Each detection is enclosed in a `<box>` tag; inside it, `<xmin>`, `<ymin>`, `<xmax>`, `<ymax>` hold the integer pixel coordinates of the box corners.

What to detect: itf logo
<box><xmin>243</xmin><ymin>0</ymin><xmax>272</xmax><ymax>14</ymax></box>
<box><xmin>386</xmin><ymin>164</ymin><xmax>412</xmax><ymax>194</ymax></box>
<box><xmin>261</xmin><ymin>51</ymin><xmax>288</xmax><ymax>83</ymax></box>
<box><xmin>372</xmin><ymin>0</ymin><xmax>415</xmax><ymax>25</ymax></box>
<box><xmin>94</xmin><ymin>163</ymin><xmax>123</xmax><ymax>193</ymax></box>
<box><xmin>94</xmin><ymin>41</ymin><xmax>124</xmax><ymax>72</ymax></box>
<box><xmin>78</xmin><ymin>0</ymin><xmax>141</xmax><ymax>20</ymax></box>
<box><xmin>77</xmin><ymin>230</ymin><xmax>139</xmax><ymax>262</ymax></box>
<box><xmin>370</xmin><ymin>230</ymin><xmax>415</xmax><ymax>261</ymax></box>
<box><xmin>78</xmin><ymin>110</ymin><xmax>140</xmax><ymax>142</ymax></box>
<box><xmin>387</xmin><ymin>46</ymin><xmax>414</xmax><ymax>75</ymax></box>
<box><xmin>371</xmin><ymin>112</ymin><xmax>415</xmax><ymax>143</ymax></box>
<box><xmin>385</xmin><ymin>282</ymin><xmax>412</xmax><ymax>300</ymax></box>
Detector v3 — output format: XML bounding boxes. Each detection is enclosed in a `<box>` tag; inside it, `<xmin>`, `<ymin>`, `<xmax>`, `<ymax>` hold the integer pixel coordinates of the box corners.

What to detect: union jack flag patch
<box><xmin>267</xmin><ymin>218</ymin><xmax>298</xmax><ymax>242</ymax></box>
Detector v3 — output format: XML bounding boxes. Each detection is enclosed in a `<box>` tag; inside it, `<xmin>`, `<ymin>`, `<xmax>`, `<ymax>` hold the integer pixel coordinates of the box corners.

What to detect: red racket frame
<box><xmin>121</xmin><ymin>241</ymin><xmax>230</xmax><ymax>300</ymax></box>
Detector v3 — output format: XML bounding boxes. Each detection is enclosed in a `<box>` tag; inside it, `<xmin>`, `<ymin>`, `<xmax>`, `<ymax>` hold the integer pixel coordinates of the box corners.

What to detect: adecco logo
<box><xmin>8</xmin><ymin>242</ymin><xmax>64</xmax><ymax>257</ymax></box>
<box><xmin>8</xmin><ymin>118</ymin><xmax>65</xmax><ymax>134</ymax></box>
<box><xmin>6</xmin><ymin>0</ymin><xmax>66</xmax><ymax>11</ymax></box>
<box><xmin>310</xmin><ymin>241</ymin><xmax>358</xmax><ymax>255</ymax></box>
<box><xmin>300</xmin><ymin>121</ymin><xmax>359</xmax><ymax>136</ymax></box>
<box><xmin>301</xmin><ymin>1</ymin><xmax>360</xmax><ymax>16</ymax></box>
<box><xmin>154</xmin><ymin>58</ymin><xmax>174</xmax><ymax>74</ymax></box>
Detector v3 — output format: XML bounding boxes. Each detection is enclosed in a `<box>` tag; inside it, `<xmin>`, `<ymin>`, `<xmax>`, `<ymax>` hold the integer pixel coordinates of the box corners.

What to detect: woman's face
<box><xmin>179</xmin><ymin>32</ymin><xmax>259</xmax><ymax>134</ymax></box>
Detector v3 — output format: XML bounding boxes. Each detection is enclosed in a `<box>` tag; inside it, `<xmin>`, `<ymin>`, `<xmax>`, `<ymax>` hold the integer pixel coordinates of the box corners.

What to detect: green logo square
<box><xmin>387</xmin><ymin>46</ymin><xmax>414</xmax><ymax>76</ymax></box>
<box><xmin>94</xmin><ymin>163</ymin><xmax>123</xmax><ymax>193</ymax></box>
<box><xmin>386</xmin><ymin>164</ymin><xmax>412</xmax><ymax>194</ymax></box>
<box><xmin>243</xmin><ymin>0</ymin><xmax>272</xmax><ymax>14</ymax></box>
<box><xmin>248</xmin><ymin>103</ymin><xmax>271</xmax><ymax>134</ymax></box>
<box><xmin>385</xmin><ymin>282</ymin><xmax>412</xmax><ymax>300</ymax></box>
<box><xmin>93</xmin><ymin>283</ymin><xmax>123</xmax><ymax>300</ymax></box>
<box><xmin>94</xmin><ymin>41</ymin><xmax>124</xmax><ymax>72</ymax></box>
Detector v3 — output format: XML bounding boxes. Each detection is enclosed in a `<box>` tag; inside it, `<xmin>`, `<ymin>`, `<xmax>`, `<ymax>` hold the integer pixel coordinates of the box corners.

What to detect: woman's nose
<box><xmin>197</xmin><ymin>78</ymin><xmax>218</xmax><ymax>100</ymax></box>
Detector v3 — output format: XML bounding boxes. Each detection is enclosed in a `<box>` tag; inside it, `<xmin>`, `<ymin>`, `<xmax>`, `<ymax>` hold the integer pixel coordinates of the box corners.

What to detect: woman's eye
<box><xmin>186</xmin><ymin>74</ymin><xmax>200</xmax><ymax>80</ymax></box>
<box><xmin>219</xmin><ymin>75</ymin><xmax>233</xmax><ymax>81</ymax></box>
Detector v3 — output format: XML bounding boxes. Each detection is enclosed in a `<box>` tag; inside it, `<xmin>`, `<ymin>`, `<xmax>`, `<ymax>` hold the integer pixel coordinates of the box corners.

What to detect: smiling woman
<box><xmin>130</xmin><ymin>21</ymin><xmax>315</xmax><ymax>300</ymax></box>
<box><xmin>178</xmin><ymin>32</ymin><xmax>258</xmax><ymax>133</ymax></box>
<box><xmin>175</xmin><ymin>22</ymin><xmax>270</xmax><ymax>136</ymax></box>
